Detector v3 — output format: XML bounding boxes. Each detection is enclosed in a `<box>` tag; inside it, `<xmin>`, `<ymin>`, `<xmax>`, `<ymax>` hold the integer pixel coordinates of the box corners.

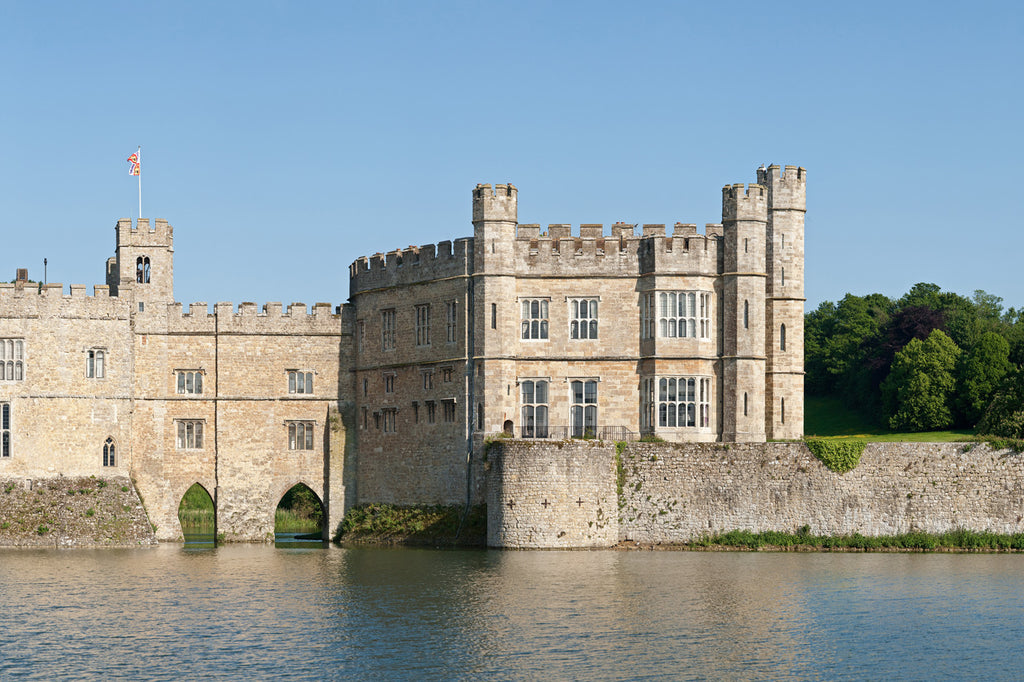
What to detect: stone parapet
<box><xmin>349</xmin><ymin>239</ymin><xmax>473</xmax><ymax>295</ymax></box>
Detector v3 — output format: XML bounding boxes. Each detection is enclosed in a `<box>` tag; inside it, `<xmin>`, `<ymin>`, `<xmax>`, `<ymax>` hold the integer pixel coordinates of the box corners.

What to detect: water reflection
<box><xmin>3</xmin><ymin>547</ymin><xmax>1024</xmax><ymax>680</ymax></box>
<box><xmin>182</xmin><ymin>531</ymin><xmax>216</xmax><ymax>549</ymax></box>
<box><xmin>275</xmin><ymin>532</ymin><xmax>328</xmax><ymax>549</ymax></box>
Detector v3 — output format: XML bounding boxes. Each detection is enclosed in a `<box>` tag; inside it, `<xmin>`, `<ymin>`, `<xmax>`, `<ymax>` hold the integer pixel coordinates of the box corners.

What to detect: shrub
<box><xmin>804</xmin><ymin>439</ymin><xmax>866</xmax><ymax>473</ymax></box>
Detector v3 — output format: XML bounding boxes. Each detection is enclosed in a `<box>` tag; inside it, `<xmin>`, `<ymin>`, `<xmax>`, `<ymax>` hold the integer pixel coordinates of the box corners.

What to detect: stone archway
<box><xmin>178</xmin><ymin>482</ymin><xmax>216</xmax><ymax>545</ymax></box>
<box><xmin>275</xmin><ymin>483</ymin><xmax>325</xmax><ymax>544</ymax></box>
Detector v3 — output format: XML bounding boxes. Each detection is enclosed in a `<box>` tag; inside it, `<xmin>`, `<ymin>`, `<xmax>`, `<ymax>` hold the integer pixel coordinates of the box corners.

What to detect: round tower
<box><xmin>759</xmin><ymin>165</ymin><xmax>806</xmax><ymax>439</ymax></box>
<box><xmin>720</xmin><ymin>182</ymin><xmax>767</xmax><ymax>442</ymax></box>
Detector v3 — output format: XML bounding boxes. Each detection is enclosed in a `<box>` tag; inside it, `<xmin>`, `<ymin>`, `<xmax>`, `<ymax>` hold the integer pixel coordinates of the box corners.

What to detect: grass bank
<box><xmin>804</xmin><ymin>395</ymin><xmax>975</xmax><ymax>442</ymax></box>
<box><xmin>657</xmin><ymin>528</ymin><xmax>1024</xmax><ymax>552</ymax></box>
<box><xmin>335</xmin><ymin>503</ymin><xmax>486</xmax><ymax>547</ymax></box>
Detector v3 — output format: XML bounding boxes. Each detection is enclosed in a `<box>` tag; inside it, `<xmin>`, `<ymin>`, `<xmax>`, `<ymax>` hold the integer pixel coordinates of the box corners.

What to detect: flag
<box><xmin>127</xmin><ymin>152</ymin><xmax>140</xmax><ymax>176</ymax></box>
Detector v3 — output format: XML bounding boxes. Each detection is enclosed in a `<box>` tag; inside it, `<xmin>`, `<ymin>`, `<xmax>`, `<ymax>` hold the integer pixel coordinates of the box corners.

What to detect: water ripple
<box><xmin>3</xmin><ymin>547</ymin><xmax>1024</xmax><ymax>679</ymax></box>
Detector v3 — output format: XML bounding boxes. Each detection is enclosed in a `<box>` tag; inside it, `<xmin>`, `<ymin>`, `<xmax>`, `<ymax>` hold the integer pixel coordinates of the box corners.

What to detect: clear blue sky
<box><xmin>2</xmin><ymin>1</ymin><xmax>1021</xmax><ymax>312</ymax></box>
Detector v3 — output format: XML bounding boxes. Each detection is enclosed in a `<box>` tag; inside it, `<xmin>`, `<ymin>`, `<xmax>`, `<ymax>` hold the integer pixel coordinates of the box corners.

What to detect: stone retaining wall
<box><xmin>0</xmin><ymin>475</ymin><xmax>156</xmax><ymax>548</ymax></box>
<box><xmin>489</xmin><ymin>441</ymin><xmax>1024</xmax><ymax>548</ymax></box>
<box><xmin>620</xmin><ymin>442</ymin><xmax>1024</xmax><ymax>543</ymax></box>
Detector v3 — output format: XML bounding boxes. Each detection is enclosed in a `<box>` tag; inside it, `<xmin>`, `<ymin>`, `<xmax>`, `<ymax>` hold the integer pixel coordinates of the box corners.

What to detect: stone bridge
<box><xmin>132</xmin><ymin>404</ymin><xmax>354</xmax><ymax>543</ymax></box>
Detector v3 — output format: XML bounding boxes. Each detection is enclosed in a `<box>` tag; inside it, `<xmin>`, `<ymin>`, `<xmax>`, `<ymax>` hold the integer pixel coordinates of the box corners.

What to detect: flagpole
<box><xmin>137</xmin><ymin>146</ymin><xmax>142</xmax><ymax>220</ymax></box>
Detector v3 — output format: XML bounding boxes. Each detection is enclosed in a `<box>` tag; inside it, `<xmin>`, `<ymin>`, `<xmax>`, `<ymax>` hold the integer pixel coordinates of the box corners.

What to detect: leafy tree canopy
<box><xmin>978</xmin><ymin>367</ymin><xmax>1024</xmax><ymax>439</ymax></box>
<box><xmin>881</xmin><ymin>329</ymin><xmax>961</xmax><ymax>431</ymax></box>
<box><xmin>956</xmin><ymin>331</ymin><xmax>1012</xmax><ymax>426</ymax></box>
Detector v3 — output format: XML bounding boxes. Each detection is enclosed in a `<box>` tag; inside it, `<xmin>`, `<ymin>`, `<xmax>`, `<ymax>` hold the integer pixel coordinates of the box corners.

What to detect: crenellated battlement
<box><xmin>115</xmin><ymin>218</ymin><xmax>174</xmax><ymax>245</ymax></box>
<box><xmin>142</xmin><ymin>300</ymin><xmax>346</xmax><ymax>335</ymax></box>
<box><xmin>349</xmin><ymin>238</ymin><xmax>472</xmax><ymax>295</ymax></box>
<box><xmin>512</xmin><ymin>222</ymin><xmax>721</xmax><ymax>276</ymax></box>
<box><xmin>722</xmin><ymin>183</ymin><xmax>767</xmax><ymax>222</ymax></box>
<box><xmin>757</xmin><ymin>163</ymin><xmax>807</xmax><ymax>210</ymax></box>
<box><xmin>0</xmin><ymin>282</ymin><xmax>125</xmax><ymax>318</ymax></box>
<box><xmin>472</xmin><ymin>183</ymin><xmax>517</xmax><ymax>223</ymax></box>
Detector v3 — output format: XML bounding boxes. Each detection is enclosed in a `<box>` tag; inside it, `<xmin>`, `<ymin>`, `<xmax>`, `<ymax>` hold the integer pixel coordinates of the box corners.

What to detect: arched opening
<box><xmin>178</xmin><ymin>483</ymin><xmax>215</xmax><ymax>547</ymax></box>
<box><xmin>503</xmin><ymin>419</ymin><xmax>514</xmax><ymax>436</ymax></box>
<box><xmin>275</xmin><ymin>483</ymin><xmax>325</xmax><ymax>547</ymax></box>
<box><xmin>102</xmin><ymin>437</ymin><xmax>115</xmax><ymax>467</ymax></box>
<box><xmin>135</xmin><ymin>256</ymin><xmax>151</xmax><ymax>284</ymax></box>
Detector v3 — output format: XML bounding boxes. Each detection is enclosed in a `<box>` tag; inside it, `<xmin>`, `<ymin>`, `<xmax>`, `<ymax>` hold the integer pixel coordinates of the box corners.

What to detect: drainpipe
<box><xmin>213</xmin><ymin>307</ymin><xmax>220</xmax><ymax>543</ymax></box>
<box><xmin>459</xmin><ymin>249</ymin><xmax>476</xmax><ymax>539</ymax></box>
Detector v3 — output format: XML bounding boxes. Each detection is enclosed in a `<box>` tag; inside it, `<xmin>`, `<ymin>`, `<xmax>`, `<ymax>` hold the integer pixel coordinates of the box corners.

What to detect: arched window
<box><xmin>87</xmin><ymin>349</ymin><xmax>105</xmax><ymax>379</ymax></box>
<box><xmin>743</xmin><ymin>392</ymin><xmax>748</xmax><ymax>417</ymax></box>
<box><xmin>103</xmin><ymin>437</ymin><xmax>115</xmax><ymax>467</ymax></box>
<box><xmin>136</xmin><ymin>256</ymin><xmax>151</xmax><ymax>284</ymax></box>
<box><xmin>780</xmin><ymin>324</ymin><xmax>787</xmax><ymax>351</ymax></box>
<box><xmin>743</xmin><ymin>300</ymin><xmax>749</xmax><ymax>329</ymax></box>
<box><xmin>781</xmin><ymin>398</ymin><xmax>786</xmax><ymax>424</ymax></box>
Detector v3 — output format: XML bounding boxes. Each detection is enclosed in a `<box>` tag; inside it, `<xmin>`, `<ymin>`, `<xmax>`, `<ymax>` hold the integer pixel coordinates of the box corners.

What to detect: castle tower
<box><xmin>759</xmin><ymin>165</ymin><xmax>806</xmax><ymax>439</ymax></box>
<box><xmin>720</xmin><ymin>182</ymin><xmax>767</xmax><ymax>442</ymax></box>
<box><xmin>112</xmin><ymin>218</ymin><xmax>175</xmax><ymax>307</ymax></box>
<box><xmin>471</xmin><ymin>184</ymin><xmax>518</xmax><ymax>436</ymax></box>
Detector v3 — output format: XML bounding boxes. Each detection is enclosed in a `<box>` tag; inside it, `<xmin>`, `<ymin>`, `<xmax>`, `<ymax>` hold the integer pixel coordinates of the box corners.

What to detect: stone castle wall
<box><xmin>486</xmin><ymin>439</ymin><xmax>618</xmax><ymax>548</ymax></box>
<box><xmin>488</xmin><ymin>441</ymin><xmax>1024</xmax><ymax>548</ymax></box>
<box><xmin>0</xmin><ymin>166</ymin><xmax>806</xmax><ymax>546</ymax></box>
<box><xmin>350</xmin><ymin>251</ymin><xmax>474</xmax><ymax>506</ymax></box>
<box><xmin>0</xmin><ymin>286</ymin><xmax>133</xmax><ymax>481</ymax></box>
<box><xmin>130</xmin><ymin>301</ymin><xmax>352</xmax><ymax>541</ymax></box>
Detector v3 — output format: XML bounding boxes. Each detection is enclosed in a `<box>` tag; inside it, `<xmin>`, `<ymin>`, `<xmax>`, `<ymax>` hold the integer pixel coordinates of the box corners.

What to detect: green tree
<box><xmin>804</xmin><ymin>293</ymin><xmax>891</xmax><ymax>397</ymax></box>
<box><xmin>881</xmin><ymin>329</ymin><xmax>961</xmax><ymax>431</ymax></box>
<box><xmin>956</xmin><ymin>331</ymin><xmax>1012</xmax><ymax>426</ymax></box>
<box><xmin>978</xmin><ymin>367</ymin><xmax>1024</xmax><ymax>438</ymax></box>
<box><xmin>897</xmin><ymin>282</ymin><xmax>943</xmax><ymax>310</ymax></box>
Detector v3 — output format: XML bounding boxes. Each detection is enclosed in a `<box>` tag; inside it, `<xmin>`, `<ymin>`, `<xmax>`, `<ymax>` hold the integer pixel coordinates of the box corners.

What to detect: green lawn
<box><xmin>804</xmin><ymin>395</ymin><xmax>975</xmax><ymax>442</ymax></box>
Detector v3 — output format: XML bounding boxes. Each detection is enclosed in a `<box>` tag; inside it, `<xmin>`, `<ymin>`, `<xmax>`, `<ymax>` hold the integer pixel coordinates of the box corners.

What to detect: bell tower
<box><xmin>111</xmin><ymin>218</ymin><xmax>175</xmax><ymax>307</ymax></box>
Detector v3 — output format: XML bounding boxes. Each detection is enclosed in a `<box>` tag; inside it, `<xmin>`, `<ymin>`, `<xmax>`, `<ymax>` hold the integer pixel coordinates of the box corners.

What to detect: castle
<box><xmin>0</xmin><ymin>164</ymin><xmax>805</xmax><ymax>541</ymax></box>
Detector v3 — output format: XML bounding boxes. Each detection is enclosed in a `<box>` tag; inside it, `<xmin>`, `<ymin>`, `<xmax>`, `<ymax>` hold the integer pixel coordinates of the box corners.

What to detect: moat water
<box><xmin>3</xmin><ymin>546</ymin><xmax>1024</xmax><ymax>680</ymax></box>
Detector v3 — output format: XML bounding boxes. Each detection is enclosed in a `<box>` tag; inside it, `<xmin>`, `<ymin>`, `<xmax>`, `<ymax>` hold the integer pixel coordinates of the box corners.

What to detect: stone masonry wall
<box><xmin>486</xmin><ymin>440</ymin><xmax>618</xmax><ymax>548</ymax></box>
<box><xmin>619</xmin><ymin>442</ymin><xmax>1024</xmax><ymax>542</ymax></box>
<box><xmin>488</xmin><ymin>441</ymin><xmax>1024</xmax><ymax>548</ymax></box>
<box><xmin>131</xmin><ymin>303</ymin><xmax>349</xmax><ymax>542</ymax></box>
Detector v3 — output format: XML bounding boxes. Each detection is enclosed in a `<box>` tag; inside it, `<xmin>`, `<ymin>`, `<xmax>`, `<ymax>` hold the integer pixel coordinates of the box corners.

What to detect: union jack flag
<box><xmin>127</xmin><ymin>152</ymin><xmax>140</xmax><ymax>176</ymax></box>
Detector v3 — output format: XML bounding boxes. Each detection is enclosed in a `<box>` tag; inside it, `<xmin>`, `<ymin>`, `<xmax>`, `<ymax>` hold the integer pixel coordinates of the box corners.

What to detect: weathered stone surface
<box><xmin>0</xmin><ymin>476</ymin><xmax>156</xmax><ymax>548</ymax></box>
<box><xmin>0</xmin><ymin>166</ymin><xmax>807</xmax><ymax>545</ymax></box>
<box><xmin>486</xmin><ymin>440</ymin><xmax>618</xmax><ymax>548</ymax></box>
<box><xmin>620</xmin><ymin>442</ymin><xmax>1024</xmax><ymax>541</ymax></box>
<box><xmin>487</xmin><ymin>441</ymin><xmax>1024</xmax><ymax>548</ymax></box>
